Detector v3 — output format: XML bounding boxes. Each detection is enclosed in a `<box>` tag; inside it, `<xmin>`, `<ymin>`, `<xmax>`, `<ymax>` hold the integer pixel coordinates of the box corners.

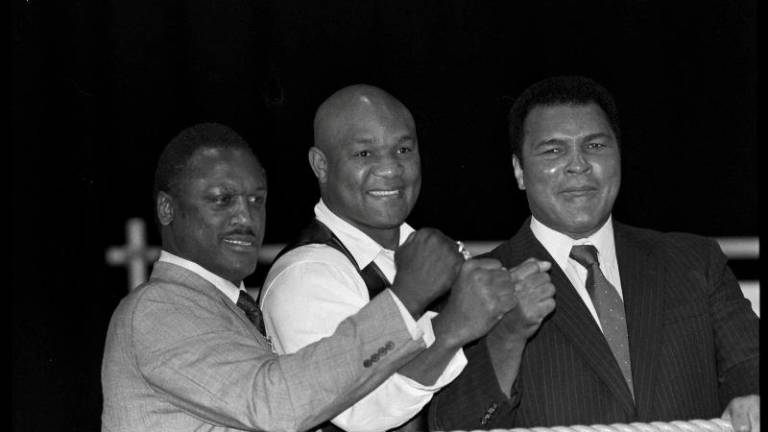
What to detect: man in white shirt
<box><xmin>260</xmin><ymin>85</ymin><xmax>553</xmax><ymax>432</ymax></box>
<box><xmin>429</xmin><ymin>76</ymin><xmax>760</xmax><ymax>431</ymax></box>
<box><xmin>101</xmin><ymin>122</ymin><xmax>516</xmax><ymax>432</ymax></box>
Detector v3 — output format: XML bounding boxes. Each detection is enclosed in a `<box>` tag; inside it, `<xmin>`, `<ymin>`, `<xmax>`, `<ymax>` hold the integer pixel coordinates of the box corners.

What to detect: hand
<box><xmin>392</xmin><ymin>228</ymin><xmax>464</xmax><ymax>317</ymax></box>
<box><xmin>433</xmin><ymin>258</ymin><xmax>521</xmax><ymax>348</ymax></box>
<box><xmin>489</xmin><ymin>258</ymin><xmax>555</xmax><ymax>344</ymax></box>
<box><xmin>722</xmin><ymin>395</ymin><xmax>760</xmax><ymax>432</ymax></box>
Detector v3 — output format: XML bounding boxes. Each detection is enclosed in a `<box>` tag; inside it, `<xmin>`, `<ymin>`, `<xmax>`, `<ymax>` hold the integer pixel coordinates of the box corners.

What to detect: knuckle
<box><xmin>415</xmin><ymin>229</ymin><xmax>431</xmax><ymax>241</ymax></box>
<box><xmin>461</xmin><ymin>259</ymin><xmax>477</xmax><ymax>274</ymax></box>
<box><xmin>471</xmin><ymin>270</ymin><xmax>489</xmax><ymax>285</ymax></box>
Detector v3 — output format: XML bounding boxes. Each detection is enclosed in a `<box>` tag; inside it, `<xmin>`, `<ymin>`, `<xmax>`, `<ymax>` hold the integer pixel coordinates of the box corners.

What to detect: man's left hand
<box><xmin>722</xmin><ymin>394</ymin><xmax>760</xmax><ymax>432</ymax></box>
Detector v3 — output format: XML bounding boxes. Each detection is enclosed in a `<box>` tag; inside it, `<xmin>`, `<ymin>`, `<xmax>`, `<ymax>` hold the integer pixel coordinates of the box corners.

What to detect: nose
<box><xmin>372</xmin><ymin>154</ymin><xmax>404</xmax><ymax>178</ymax></box>
<box><xmin>565</xmin><ymin>149</ymin><xmax>591</xmax><ymax>175</ymax></box>
<box><xmin>230</xmin><ymin>196</ymin><xmax>257</xmax><ymax>227</ymax></box>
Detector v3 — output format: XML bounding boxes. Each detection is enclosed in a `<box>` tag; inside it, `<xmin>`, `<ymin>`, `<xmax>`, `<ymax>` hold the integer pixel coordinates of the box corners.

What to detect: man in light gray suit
<box><xmin>101</xmin><ymin>122</ymin><xmax>519</xmax><ymax>431</ymax></box>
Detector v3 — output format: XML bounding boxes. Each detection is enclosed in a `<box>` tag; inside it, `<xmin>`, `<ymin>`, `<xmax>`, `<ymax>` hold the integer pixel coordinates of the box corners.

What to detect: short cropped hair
<box><xmin>153</xmin><ymin>122</ymin><xmax>256</xmax><ymax>202</ymax></box>
<box><xmin>508</xmin><ymin>76</ymin><xmax>621</xmax><ymax>159</ymax></box>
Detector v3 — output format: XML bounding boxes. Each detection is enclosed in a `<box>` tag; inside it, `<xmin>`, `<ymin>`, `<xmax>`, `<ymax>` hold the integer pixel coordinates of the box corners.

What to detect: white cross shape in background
<box><xmin>105</xmin><ymin>218</ymin><xmax>160</xmax><ymax>291</ymax></box>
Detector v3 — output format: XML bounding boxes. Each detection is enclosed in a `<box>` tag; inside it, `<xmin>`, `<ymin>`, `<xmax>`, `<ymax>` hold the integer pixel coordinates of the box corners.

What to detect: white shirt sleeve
<box><xmin>261</xmin><ymin>251</ymin><xmax>466</xmax><ymax>432</ymax></box>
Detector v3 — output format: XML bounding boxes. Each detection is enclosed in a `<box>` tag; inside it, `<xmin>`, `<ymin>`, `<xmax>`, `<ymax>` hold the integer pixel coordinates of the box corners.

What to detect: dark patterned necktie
<box><xmin>570</xmin><ymin>245</ymin><xmax>634</xmax><ymax>397</ymax></box>
<box><xmin>237</xmin><ymin>290</ymin><xmax>265</xmax><ymax>336</ymax></box>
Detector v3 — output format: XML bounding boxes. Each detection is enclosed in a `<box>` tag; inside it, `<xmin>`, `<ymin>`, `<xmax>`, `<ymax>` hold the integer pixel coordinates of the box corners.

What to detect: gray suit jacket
<box><xmin>102</xmin><ymin>261</ymin><xmax>425</xmax><ymax>432</ymax></box>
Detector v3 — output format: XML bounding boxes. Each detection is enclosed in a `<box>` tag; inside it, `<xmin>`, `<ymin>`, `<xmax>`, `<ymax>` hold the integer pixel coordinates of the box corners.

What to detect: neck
<box><xmin>367</xmin><ymin>228</ymin><xmax>400</xmax><ymax>250</ymax></box>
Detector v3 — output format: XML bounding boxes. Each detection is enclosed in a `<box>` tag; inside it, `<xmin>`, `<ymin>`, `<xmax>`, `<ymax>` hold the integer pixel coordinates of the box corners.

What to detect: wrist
<box><xmin>390</xmin><ymin>284</ymin><xmax>425</xmax><ymax>318</ymax></box>
<box><xmin>431</xmin><ymin>313</ymin><xmax>469</xmax><ymax>350</ymax></box>
<box><xmin>487</xmin><ymin>325</ymin><xmax>528</xmax><ymax>349</ymax></box>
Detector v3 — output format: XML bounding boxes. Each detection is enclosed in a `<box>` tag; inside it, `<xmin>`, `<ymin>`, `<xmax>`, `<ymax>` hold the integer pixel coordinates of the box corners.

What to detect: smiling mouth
<box><xmin>368</xmin><ymin>189</ymin><xmax>401</xmax><ymax>198</ymax></box>
<box><xmin>223</xmin><ymin>237</ymin><xmax>258</xmax><ymax>249</ymax></box>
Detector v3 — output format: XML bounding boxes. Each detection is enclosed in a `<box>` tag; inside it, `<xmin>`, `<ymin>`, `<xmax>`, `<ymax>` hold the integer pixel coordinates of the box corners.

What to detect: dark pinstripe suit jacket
<box><xmin>429</xmin><ymin>221</ymin><xmax>759</xmax><ymax>430</ymax></box>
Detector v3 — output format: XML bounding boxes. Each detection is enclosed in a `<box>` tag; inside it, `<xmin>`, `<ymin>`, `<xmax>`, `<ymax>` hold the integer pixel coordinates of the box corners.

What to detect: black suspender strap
<box><xmin>272</xmin><ymin>219</ymin><xmax>391</xmax><ymax>298</ymax></box>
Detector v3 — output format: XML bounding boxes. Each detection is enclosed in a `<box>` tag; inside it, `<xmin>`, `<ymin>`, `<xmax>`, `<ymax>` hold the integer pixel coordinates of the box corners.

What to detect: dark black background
<box><xmin>12</xmin><ymin>1</ymin><xmax>757</xmax><ymax>431</ymax></box>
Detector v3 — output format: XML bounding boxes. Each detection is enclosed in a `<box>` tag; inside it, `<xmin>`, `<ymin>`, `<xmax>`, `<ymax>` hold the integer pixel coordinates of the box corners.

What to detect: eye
<box><xmin>248</xmin><ymin>195</ymin><xmax>266</xmax><ymax>206</ymax></box>
<box><xmin>354</xmin><ymin>150</ymin><xmax>371</xmax><ymax>158</ymax></box>
<box><xmin>539</xmin><ymin>146</ymin><xmax>562</xmax><ymax>155</ymax></box>
<box><xmin>397</xmin><ymin>146</ymin><xmax>412</xmax><ymax>154</ymax></box>
<box><xmin>212</xmin><ymin>194</ymin><xmax>232</xmax><ymax>206</ymax></box>
<box><xmin>586</xmin><ymin>142</ymin><xmax>607</xmax><ymax>150</ymax></box>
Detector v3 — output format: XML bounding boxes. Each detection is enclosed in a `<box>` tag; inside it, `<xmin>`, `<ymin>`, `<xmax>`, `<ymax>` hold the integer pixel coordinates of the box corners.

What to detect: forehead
<box><xmin>337</xmin><ymin>102</ymin><xmax>414</xmax><ymax>140</ymax></box>
<box><xmin>524</xmin><ymin>103</ymin><xmax>613</xmax><ymax>142</ymax></box>
<box><xmin>182</xmin><ymin>147</ymin><xmax>266</xmax><ymax>187</ymax></box>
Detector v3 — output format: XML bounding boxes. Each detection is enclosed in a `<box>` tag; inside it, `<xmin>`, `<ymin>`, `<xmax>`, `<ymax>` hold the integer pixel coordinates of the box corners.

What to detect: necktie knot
<box><xmin>237</xmin><ymin>290</ymin><xmax>265</xmax><ymax>334</ymax></box>
<box><xmin>570</xmin><ymin>244</ymin><xmax>599</xmax><ymax>268</ymax></box>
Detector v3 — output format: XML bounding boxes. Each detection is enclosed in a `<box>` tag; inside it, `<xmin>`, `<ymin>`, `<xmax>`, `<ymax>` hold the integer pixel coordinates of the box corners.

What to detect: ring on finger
<box><xmin>456</xmin><ymin>241</ymin><xmax>472</xmax><ymax>260</ymax></box>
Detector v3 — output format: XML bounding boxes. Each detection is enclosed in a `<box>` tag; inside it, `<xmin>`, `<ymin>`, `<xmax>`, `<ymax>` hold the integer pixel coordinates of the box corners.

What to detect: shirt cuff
<box><xmin>385</xmin><ymin>289</ymin><xmax>424</xmax><ymax>341</ymax></box>
<box><xmin>398</xmin><ymin>311</ymin><xmax>469</xmax><ymax>391</ymax></box>
<box><xmin>416</xmin><ymin>311</ymin><xmax>437</xmax><ymax>346</ymax></box>
<box><xmin>397</xmin><ymin>346</ymin><xmax>468</xmax><ymax>392</ymax></box>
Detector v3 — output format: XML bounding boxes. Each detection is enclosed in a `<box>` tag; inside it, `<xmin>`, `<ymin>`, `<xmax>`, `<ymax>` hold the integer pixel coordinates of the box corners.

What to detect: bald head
<box><xmin>308</xmin><ymin>84</ymin><xmax>421</xmax><ymax>249</ymax></box>
<box><xmin>313</xmin><ymin>84</ymin><xmax>415</xmax><ymax>152</ymax></box>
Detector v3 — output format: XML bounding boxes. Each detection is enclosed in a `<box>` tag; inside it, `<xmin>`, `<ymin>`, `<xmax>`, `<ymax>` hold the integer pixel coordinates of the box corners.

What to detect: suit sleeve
<box><xmin>701</xmin><ymin>238</ymin><xmax>760</xmax><ymax>404</ymax></box>
<box><xmin>131</xmin><ymin>283</ymin><xmax>425</xmax><ymax>432</ymax></box>
<box><xmin>428</xmin><ymin>338</ymin><xmax>520</xmax><ymax>430</ymax></box>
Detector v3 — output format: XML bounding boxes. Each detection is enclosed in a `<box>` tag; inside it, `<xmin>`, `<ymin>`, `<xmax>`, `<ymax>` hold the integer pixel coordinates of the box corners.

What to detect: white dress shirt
<box><xmin>261</xmin><ymin>200</ymin><xmax>467</xmax><ymax>432</ymax></box>
<box><xmin>529</xmin><ymin>215</ymin><xmax>623</xmax><ymax>332</ymax></box>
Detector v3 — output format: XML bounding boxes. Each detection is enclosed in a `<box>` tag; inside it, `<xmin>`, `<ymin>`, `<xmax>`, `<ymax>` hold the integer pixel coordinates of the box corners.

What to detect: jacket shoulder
<box><xmin>616</xmin><ymin>222</ymin><xmax>720</xmax><ymax>255</ymax></box>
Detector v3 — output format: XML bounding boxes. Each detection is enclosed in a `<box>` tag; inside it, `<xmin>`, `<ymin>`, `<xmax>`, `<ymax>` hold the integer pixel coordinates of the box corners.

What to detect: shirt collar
<box><xmin>158</xmin><ymin>250</ymin><xmax>245</xmax><ymax>304</ymax></box>
<box><xmin>529</xmin><ymin>215</ymin><xmax>616</xmax><ymax>271</ymax></box>
<box><xmin>315</xmin><ymin>199</ymin><xmax>415</xmax><ymax>269</ymax></box>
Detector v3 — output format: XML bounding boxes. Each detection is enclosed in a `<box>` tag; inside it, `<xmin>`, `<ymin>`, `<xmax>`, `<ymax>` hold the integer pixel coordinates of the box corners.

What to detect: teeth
<box><xmin>369</xmin><ymin>190</ymin><xmax>399</xmax><ymax>197</ymax></box>
<box><xmin>224</xmin><ymin>239</ymin><xmax>252</xmax><ymax>246</ymax></box>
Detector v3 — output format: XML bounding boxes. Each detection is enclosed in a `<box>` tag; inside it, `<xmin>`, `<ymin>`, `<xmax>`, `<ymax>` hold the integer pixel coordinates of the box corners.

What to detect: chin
<box><xmin>569</xmin><ymin>218</ymin><xmax>605</xmax><ymax>235</ymax></box>
<box><xmin>220</xmin><ymin>261</ymin><xmax>258</xmax><ymax>282</ymax></box>
<box><xmin>374</xmin><ymin>216</ymin><xmax>407</xmax><ymax>230</ymax></box>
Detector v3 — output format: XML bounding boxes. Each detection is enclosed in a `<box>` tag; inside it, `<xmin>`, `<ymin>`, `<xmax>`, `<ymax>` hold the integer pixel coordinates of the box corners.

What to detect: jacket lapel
<box><xmin>614</xmin><ymin>222</ymin><xmax>665</xmax><ymax>417</ymax></box>
<box><xmin>493</xmin><ymin>223</ymin><xmax>636</xmax><ymax>416</ymax></box>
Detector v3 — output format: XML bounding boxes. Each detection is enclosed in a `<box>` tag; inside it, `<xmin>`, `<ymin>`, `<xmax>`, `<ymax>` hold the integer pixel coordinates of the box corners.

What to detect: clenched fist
<box><xmin>391</xmin><ymin>228</ymin><xmax>464</xmax><ymax>318</ymax></box>
<box><xmin>433</xmin><ymin>258</ymin><xmax>521</xmax><ymax>348</ymax></box>
<box><xmin>492</xmin><ymin>257</ymin><xmax>556</xmax><ymax>343</ymax></box>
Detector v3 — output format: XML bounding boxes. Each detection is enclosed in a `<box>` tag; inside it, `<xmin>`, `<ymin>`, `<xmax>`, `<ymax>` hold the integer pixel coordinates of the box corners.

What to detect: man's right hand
<box><xmin>391</xmin><ymin>228</ymin><xmax>464</xmax><ymax>318</ymax></box>
<box><xmin>432</xmin><ymin>258</ymin><xmax>522</xmax><ymax>348</ymax></box>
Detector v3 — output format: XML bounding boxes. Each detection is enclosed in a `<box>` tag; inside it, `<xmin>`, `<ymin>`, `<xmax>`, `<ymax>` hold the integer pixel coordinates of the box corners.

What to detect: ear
<box><xmin>308</xmin><ymin>146</ymin><xmax>328</xmax><ymax>184</ymax></box>
<box><xmin>512</xmin><ymin>154</ymin><xmax>525</xmax><ymax>190</ymax></box>
<box><xmin>157</xmin><ymin>191</ymin><xmax>175</xmax><ymax>226</ymax></box>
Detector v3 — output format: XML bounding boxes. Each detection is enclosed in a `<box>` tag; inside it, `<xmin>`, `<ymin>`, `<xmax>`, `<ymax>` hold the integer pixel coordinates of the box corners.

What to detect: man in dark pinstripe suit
<box><xmin>429</xmin><ymin>76</ymin><xmax>759</xmax><ymax>432</ymax></box>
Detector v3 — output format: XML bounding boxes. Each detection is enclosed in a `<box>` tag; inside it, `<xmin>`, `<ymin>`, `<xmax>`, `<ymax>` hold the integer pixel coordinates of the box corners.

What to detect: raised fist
<box><xmin>433</xmin><ymin>258</ymin><xmax>521</xmax><ymax>348</ymax></box>
<box><xmin>492</xmin><ymin>258</ymin><xmax>556</xmax><ymax>342</ymax></box>
<box><xmin>391</xmin><ymin>228</ymin><xmax>464</xmax><ymax>317</ymax></box>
